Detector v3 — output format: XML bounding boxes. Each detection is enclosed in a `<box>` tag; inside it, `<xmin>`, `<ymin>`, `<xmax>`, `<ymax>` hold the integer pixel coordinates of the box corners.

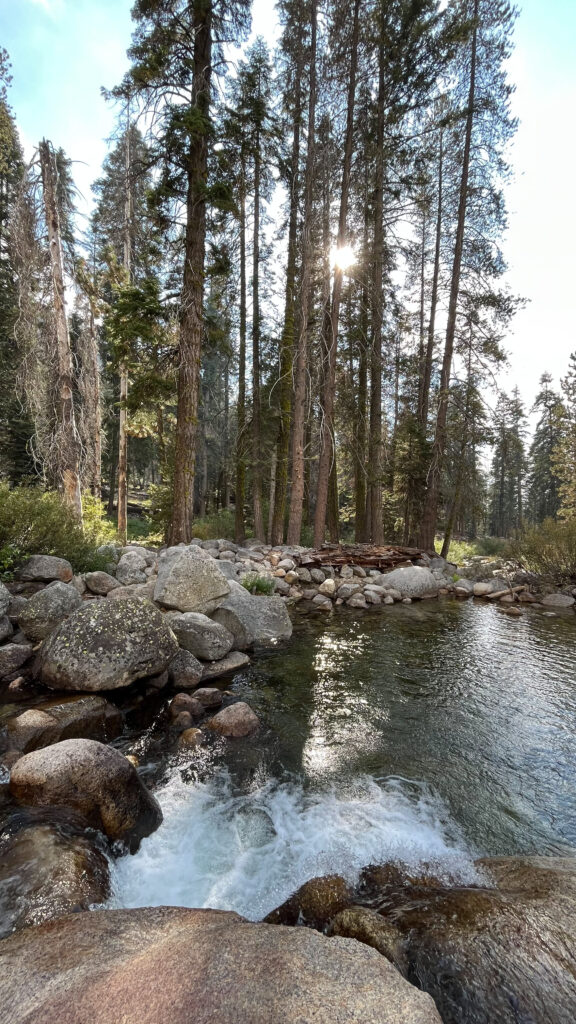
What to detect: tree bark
<box><xmin>313</xmin><ymin>0</ymin><xmax>360</xmax><ymax>549</ymax></box>
<box><xmin>117</xmin><ymin>120</ymin><xmax>133</xmax><ymax>546</ymax></box>
<box><xmin>287</xmin><ymin>0</ymin><xmax>317</xmax><ymax>546</ymax></box>
<box><xmin>169</xmin><ymin>4</ymin><xmax>211</xmax><ymax>544</ymax></box>
<box><xmin>251</xmin><ymin>122</ymin><xmax>265</xmax><ymax>541</ymax></box>
<box><xmin>39</xmin><ymin>139</ymin><xmax>82</xmax><ymax>521</ymax></box>
<box><xmin>235</xmin><ymin>170</ymin><xmax>247</xmax><ymax>544</ymax></box>
<box><xmin>417</xmin><ymin>2</ymin><xmax>478</xmax><ymax>551</ymax></box>
<box><xmin>418</xmin><ymin>129</ymin><xmax>443</xmax><ymax>430</ymax></box>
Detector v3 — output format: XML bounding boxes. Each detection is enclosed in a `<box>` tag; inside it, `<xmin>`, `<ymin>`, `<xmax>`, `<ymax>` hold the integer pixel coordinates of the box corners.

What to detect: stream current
<box><xmin>111</xmin><ymin>600</ymin><xmax>576</xmax><ymax>919</ymax></box>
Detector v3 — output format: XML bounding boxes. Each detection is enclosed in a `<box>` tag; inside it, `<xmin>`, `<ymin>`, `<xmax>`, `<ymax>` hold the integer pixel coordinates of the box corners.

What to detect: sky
<box><xmin>1</xmin><ymin>0</ymin><xmax>575</xmax><ymax>420</ymax></box>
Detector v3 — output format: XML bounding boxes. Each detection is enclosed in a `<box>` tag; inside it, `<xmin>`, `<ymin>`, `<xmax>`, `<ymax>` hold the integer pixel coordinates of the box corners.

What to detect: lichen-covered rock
<box><xmin>107</xmin><ymin>580</ymin><xmax>156</xmax><ymax>601</ymax></box>
<box><xmin>207</xmin><ymin>701</ymin><xmax>259</xmax><ymax>737</ymax></box>
<box><xmin>211</xmin><ymin>580</ymin><xmax>292</xmax><ymax>650</ymax></box>
<box><xmin>378</xmin><ymin>567</ymin><xmax>439</xmax><ymax>599</ymax></box>
<box><xmin>0</xmin><ymin>808</ymin><xmax>110</xmax><ymax>938</ymax></box>
<box><xmin>84</xmin><ymin>571</ymin><xmax>121</xmax><ymax>595</ymax></box>
<box><xmin>17</xmin><ymin>581</ymin><xmax>82</xmax><ymax>642</ymax></box>
<box><xmin>5</xmin><ymin>696</ymin><xmax>123</xmax><ymax>754</ymax></box>
<box><xmin>0</xmin><ymin>615</ymin><xmax>13</xmax><ymax>642</ymax></box>
<box><xmin>0</xmin><ymin>643</ymin><xmax>33</xmax><ymax>679</ymax></box>
<box><xmin>166</xmin><ymin>611</ymin><xmax>234</xmax><ymax>661</ymax></box>
<box><xmin>168</xmin><ymin>648</ymin><xmax>204</xmax><ymax>689</ymax></box>
<box><xmin>153</xmin><ymin>546</ymin><xmax>231</xmax><ymax>614</ymax></box>
<box><xmin>9</xmin><ymin>738</ymin><xmax>162</xmax><ymax>850</ymax></box>
<box><xmin>0</xmin><ymin>906</ymin><xmax>442</xmax><ymax>1024</ymax></box>
<box><xmin>0</xmin><ymin>580</ymin><xmax>11</xmax><ymax>617</ymax></box>
<box><xmin>18</xmin><ymin>555</ymin><xmax>73</xmax><ymax>583</ymax></box>
<box><xmin>40</xmin><ymin>598</ymin><xmax>178</xmax><ymax>691</ymax></box>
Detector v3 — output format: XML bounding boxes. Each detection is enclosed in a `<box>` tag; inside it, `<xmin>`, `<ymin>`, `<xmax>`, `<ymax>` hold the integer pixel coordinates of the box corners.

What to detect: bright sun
<box><xmin>330</xmin><ymin>244</ymin><xmax>356</xmax><ymax>272</ymax></box>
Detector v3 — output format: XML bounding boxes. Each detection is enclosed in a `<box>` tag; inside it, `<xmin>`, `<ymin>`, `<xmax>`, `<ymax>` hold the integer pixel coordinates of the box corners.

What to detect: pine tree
<box><xmin>526</xmin><ymin>373</ymin><xmax>562</xmax><ymax>523</ymax></box>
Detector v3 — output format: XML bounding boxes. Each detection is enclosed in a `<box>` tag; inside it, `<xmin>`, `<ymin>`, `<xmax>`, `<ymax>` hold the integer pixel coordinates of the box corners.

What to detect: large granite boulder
<box><xmin>83</xmin><ymin>571</ymin><xmax>121</xmax><ymax>595</ymax></box>
<box><xmin>18</xmin><ymin>555</ymin><xmax>73</xmax><ymax>583</ymax></box>
<box><xmin>0</xmin><ymin>906</ymin><xmax>442</xmax><ymax>1024</ymax></box>
<box><xmin>166</xmin><ymin>611</ymin><xmax>235</xmax><ymax>661</ymax></box>
<box><xmin>115</xmin><ymin>550</ymin><xmax>148</xmax><ymax>586</ymax></box>
<box><xmin>211</xmin><ymin>580</ymin><xmax>292</xmax><ymax>650</ymax></box>
<box><xmin>542</xmin><ymin>592</ymin><xmax>575</xmax><ymax>608</ymax></box>
<box><xmin>40</xmin><ymin>598</ymin><xmax>178</xmax><ymax>691</ymax></box>
<box><xmin>0</xmin><ymin>643</ymin><xmax>33</xmax><ymax>679</ymax></box>
<box><xmin>377</xmin><ymin>567</ymin><xmax>439</xmax><ymax>599</ymax></box>
<box><xmin>168</xmin><ymin>648</ymin><xmax>204</xmax><ymax>689</ymax></box>
<box><xmin>0</xmin><ymin>808</ymin><xmax>110</xmax><ymax>938</ymax></box>
<box><xmin>17</xmin><ymin>581</ymin><xmax>82</xmax><ymax>642</ymax></box>
<box><xmin>9</xmin><ymin>738</ymin><xmax>162</xmax><ymax>851</ymax></box>
<box><xmin>334</xmin><ymin>856</ymin><xmax>576</xmax><ymax>1024</ymax></box>
<box><xmin>207</xmin><ymin>701</ymin><xmax>259</xmax><ymax>737</ymax></box>
<box><xmin>5</xmin><ymin>696</ymin><xmax>123</xmax><ymax>754</ymax></box>
<box><xmin>154</xmin><ymin>546</ymin><xmax>230</xmax><ymax>614</ymax></box>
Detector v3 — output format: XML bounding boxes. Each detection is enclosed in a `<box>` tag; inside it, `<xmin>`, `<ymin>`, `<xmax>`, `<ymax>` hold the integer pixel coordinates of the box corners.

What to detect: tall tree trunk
<box><xmin>287</xmin><ymin>0</ymin><xmax>317</xmax><ymax>545</ymax></box>
<box><xmin>418</xmin><ymin>129</ymin><xmax>443</xmax><ymax>430</ymax></box>
<box><xmin>235</xmin><ymin>172</ymin><xmax>247</xmax><ymax>543</ymax></box>
<box><xmin>313</xmin><ymin>0</ymin><xmax>360</xmax><ymax>549</ymax></box>
<box><xmin>169</xmin><ymin>6</ymin><xmax>211</xmax><ymax>544</ymax></box>
<box><xmin>38</xmin><ymin>139</ymin><xmax>82</xmax><ymax>521</ymax></box>
<box><xmin>251</xmin><ymin>125</ymin><xmax>265</xmax><ymax>541</ymax></box>
<box><xmin>77</xmin><ymin>304</ymin><xmax>101</xmax><ymax>497</ymax></box>
<box><xmin>271</xmin><ymin>89</ymin><xmax>302</xmax><ymax>545</ymax></box>
<box><xmin>354</xmin><ymin>287</ymin><xmax>368</xmax><ymax>541</ymax></box>
<box><xmin>366</xmin><ymin>35</ymin><xmax>385</xmax><ymax>544</ymax></box>
<box><xmin>117</xmin><ymin>121</ymin><xmax>133</xmax><ymax>545</ymax></box>
<box><xmin>222</xmin><ymin>357</ymin><xmax>230</xmax><ymax>508</ymax></box>
<box><xmin>418</xmin><ymin>3</ymin><xmax>478</xmax><ymax>551</ymax></box>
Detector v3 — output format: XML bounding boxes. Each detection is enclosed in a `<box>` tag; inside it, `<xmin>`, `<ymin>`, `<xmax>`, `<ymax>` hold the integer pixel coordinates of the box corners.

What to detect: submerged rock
<box><xmin>9</xmin><ymin>738</ymin><xmax>162</xmax><ymax>851</ymax></box>
<box><xmin>0</xmin><ymin>808</ymin><xmax>110</xmax><ymax>938</ymax></box>
<box><xmin>542</xmin><ymin>593</ymin><xmax>575</xmax><ymax>608</ymax></box>
<box><xmin>201</xmin><ymin>650</ymin><xmax>250</xmax><ymax>681</ymax></box>
<box><xmin>40</xmin><ymin>598</ymin><xmax>178</xmax><ymax>691</ymax></box>
<box><xmin>0</xmin><ymin>906</ymin><xmax>442</xmax><ymax>1024</ymax></box>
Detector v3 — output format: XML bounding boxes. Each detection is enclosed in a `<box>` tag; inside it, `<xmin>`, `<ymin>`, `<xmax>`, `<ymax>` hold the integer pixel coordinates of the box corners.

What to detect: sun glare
<box><xmin>330</xmin><ymin>244</ymin><xmax>356</xmax><ymax>272</ymax></box>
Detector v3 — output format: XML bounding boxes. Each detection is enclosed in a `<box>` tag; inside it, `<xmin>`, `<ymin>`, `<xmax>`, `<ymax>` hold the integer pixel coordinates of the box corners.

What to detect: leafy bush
<box><xmin>511</xmin><ymin>518</ymin><xmax>576</xmax><ymax>581</ymax></box>
<box><xmin>438</xmin><ymin>536</ymin><xmax>512</xmax><ymax>565</ymax></box>
<box><xmin>241</xmin><ymin>573</ymin><xmax>275</xmax><ymax>596</ymax></box>
<box><xmin>192</xmin><ymin>509</ymin><xmax>236</xmax><ymax>542</ymax></box>
<box><xmin>0</xmin><ymin>485</ymin><xmax>114</xmax><ymax>577</ymax></box>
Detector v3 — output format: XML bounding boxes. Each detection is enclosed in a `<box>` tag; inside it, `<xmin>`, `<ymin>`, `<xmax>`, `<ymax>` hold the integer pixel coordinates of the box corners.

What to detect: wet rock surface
<box><xmin>9</xmin><ymin>738</ymin><xmax>162</xmax><ymax>851</ymax></box>
<box><xmin>4</xmin><ymin>696</ymin><xmax>123</xmax><ymax>754</ymax></box>
<box><xmin>265</xmin><ymin>875</ymin><xmax>353</xmax><ymax>930</ymax></box>
<box><xmin>0</xmin><ymin>906</ymin><xmax>442</xmax><ymax>1024</ymax></box>
<box><xmin>207</xmin><ymin>701</ymin><xmax>259</xmax><ymax>737</ymax></box>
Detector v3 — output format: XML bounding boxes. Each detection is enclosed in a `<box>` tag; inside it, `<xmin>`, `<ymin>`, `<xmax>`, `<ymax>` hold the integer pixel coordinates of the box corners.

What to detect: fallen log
<box><xmin>485</xmin><ymin>585</ymin><xmax>526</xmax><ymax>600</ymax></box>
<box><xmin>302</xmin><ymin>544</ymin><xmax>429</xmax><ymax>571</ymax></box>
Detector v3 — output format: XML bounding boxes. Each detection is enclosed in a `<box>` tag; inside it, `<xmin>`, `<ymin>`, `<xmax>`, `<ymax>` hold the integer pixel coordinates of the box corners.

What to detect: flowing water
<box><xmin>111</xmin><ymin>601</ymin><xmax>576</xmax><ymax>919</ymax></box>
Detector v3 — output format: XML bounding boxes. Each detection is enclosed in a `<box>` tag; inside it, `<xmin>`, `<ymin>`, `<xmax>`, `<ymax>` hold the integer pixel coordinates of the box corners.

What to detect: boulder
<box><xmin>166</xmin><ymin>611</ymin><xmax>234</xmax><ymax>661</ymax></box>
<box><xmin>9</xmin><ymin>738</ymin><xmax>162</xmax><ymax>851</ymax></box>
<box><xmin>0</xmin><ymin>808</ymin><xmax>110</xmax><ymax>938</ymax></box>
<box><xmin>378</xmin><ymin>567</ymin><xmax>439</xmax><ymax>599</ymax></box>
<box><xmin>318</xmin><ymin>578</ymin><xmax>337</xmax><ymax>596</ymax></box>
<box><xmin>542</xmin><ymin>593</ymin><xmax>575</xmax><ymax>608</ymax></box>
<box><xmin>178</xmin><ymin>727</ymin><xmax>203</xmax><ymax>748</ymax></box>
<box><xmin>154</xmin><ymin>546</ymin><xmax>230</xmax><ymax>614</ymax></box>
<box><xmin>40</xmin><ymin>598</ymin><xmax>178</xmax><ymax>692</ymax></box>
<box><xmin>0</xmin><ymin>643</ymin><xmax>33</xmax><ymax>679</ymax></box>
<box><xmin>201</xmin><ymin>650</ymin><xmax>251</xmax><ymax>681</ymax></box>
<box><xmin>265</xmin><ymin>875</ymin><xmax>353</xmax><ymax>930</ymax></box>
<box><xmin>5</xmin><ymin>696</ymin><xmax>123</xmax><ymax>754</ymax></box>
<box><xmin>168</xmin><ymin>649</ymin><xmax>204</xmax><ymax>689</ymax></box>
<box><xmin>0</xmin><ymin>615</ymin><xmax>13</xmax><ymax>642</ymax></box>
<box><xmin>107</xmin><ymin>580</ymin><xmax>156</xmax><ymax>601</ymax></box>
<box><xmin>329</xmin><ymin>907</ymin><xmax>408</xmax><ymax>974</ymax></box>
<box><xmin>207</xmin><ymin>701</ymin><xmax>259</xmax><ymax>737</ymax></box>
<box><xmin>115</xmin><ymin>551</ymin><xmax>148</xmax><ymax>586</ymax></box>
<box><xmin>192</xmin><ymin>687</ymin><xmax>224</xmax><ymax>708</ymax></box>
<box><xmin>18</xmin><ymin>555</ymin><xmax>73</xmax><ymax>583</ymax></box>
<box><xmin>84</xmin><ymin>571</ymin><xmax>121</xmax><ymax>596</ymax></box>
<box><xmin>211</xmin><ymin>580</ymin><xmax>292</xmax><ymax>650</ymax></box>
<box><xmin>169</xmin><ymin>693</ymin><xmax>203</xmax><ymax>718</ymax></box>
<box><xmin>0</xmin><ymin>906</ymin><xmax>442</xmax><ymax>1024</ymax></box>
<box><xmin>347</xmin><ymin>855</ymin><xmax>576</xmax><ymax>1024</ymax></box>
<box><xmin>312</xmin><ymin>594</ymin><xmax>333</xmax><ymax>611</ymax></box>
<box><xmin>17</xmin><ymin>581</ymin><xmax>82</xmax><ymax>642</ymax></box>
<box><xmin>0</xmin><ymin>580</ymin><xmax>11</xmax><ymax>617</ymax></box>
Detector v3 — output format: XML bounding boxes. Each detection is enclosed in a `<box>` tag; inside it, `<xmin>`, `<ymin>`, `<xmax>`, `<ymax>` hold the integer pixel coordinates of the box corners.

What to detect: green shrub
<box><xmin>0</xmin><ymin>485</ymin><xmax>114</xmax><ymax>577</ymax></box>
<box><xmin>510</xmin><ymin>518</ymin><xmax>576</xmax><ymax>581</ymax></box>
<box><xmin>192</xmin><ymin>509</ymin><xmax>236</xmax><ymax>541</ymax></box>
<box><xmin>241</xmin><ymin>573</ymin><xmax>275</xmax><ymax>596</ymax></box>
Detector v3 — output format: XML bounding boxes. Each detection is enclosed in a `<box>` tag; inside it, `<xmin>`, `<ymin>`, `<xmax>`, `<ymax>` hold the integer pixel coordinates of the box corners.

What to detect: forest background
<box><xmin>0</xmin><ymin>0</ymin><xmax>575</xmax><ymax>567</ymax></box>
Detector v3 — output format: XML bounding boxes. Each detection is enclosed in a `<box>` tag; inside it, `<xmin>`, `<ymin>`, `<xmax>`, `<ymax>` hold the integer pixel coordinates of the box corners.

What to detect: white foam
<box><xmin>109</xmin><ymin>767</ymin><xmax>480</xmax><ymax>920</ymax></box>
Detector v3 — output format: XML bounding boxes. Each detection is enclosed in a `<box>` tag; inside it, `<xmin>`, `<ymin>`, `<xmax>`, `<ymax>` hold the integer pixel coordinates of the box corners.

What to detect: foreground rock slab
<box><xmin>40</xmin><ymin>597</ymin><xmax>178</xmax><ymax>691</ymax></box>
<box><xmin>0</xmin><ymin>906</ymin><xmax>442</xmax><ymax>1024</ymax></box>
<box><xmin>9</xmin><ymin>738</ymin><xmax>162</xmax><ymax>851</ymax></box>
